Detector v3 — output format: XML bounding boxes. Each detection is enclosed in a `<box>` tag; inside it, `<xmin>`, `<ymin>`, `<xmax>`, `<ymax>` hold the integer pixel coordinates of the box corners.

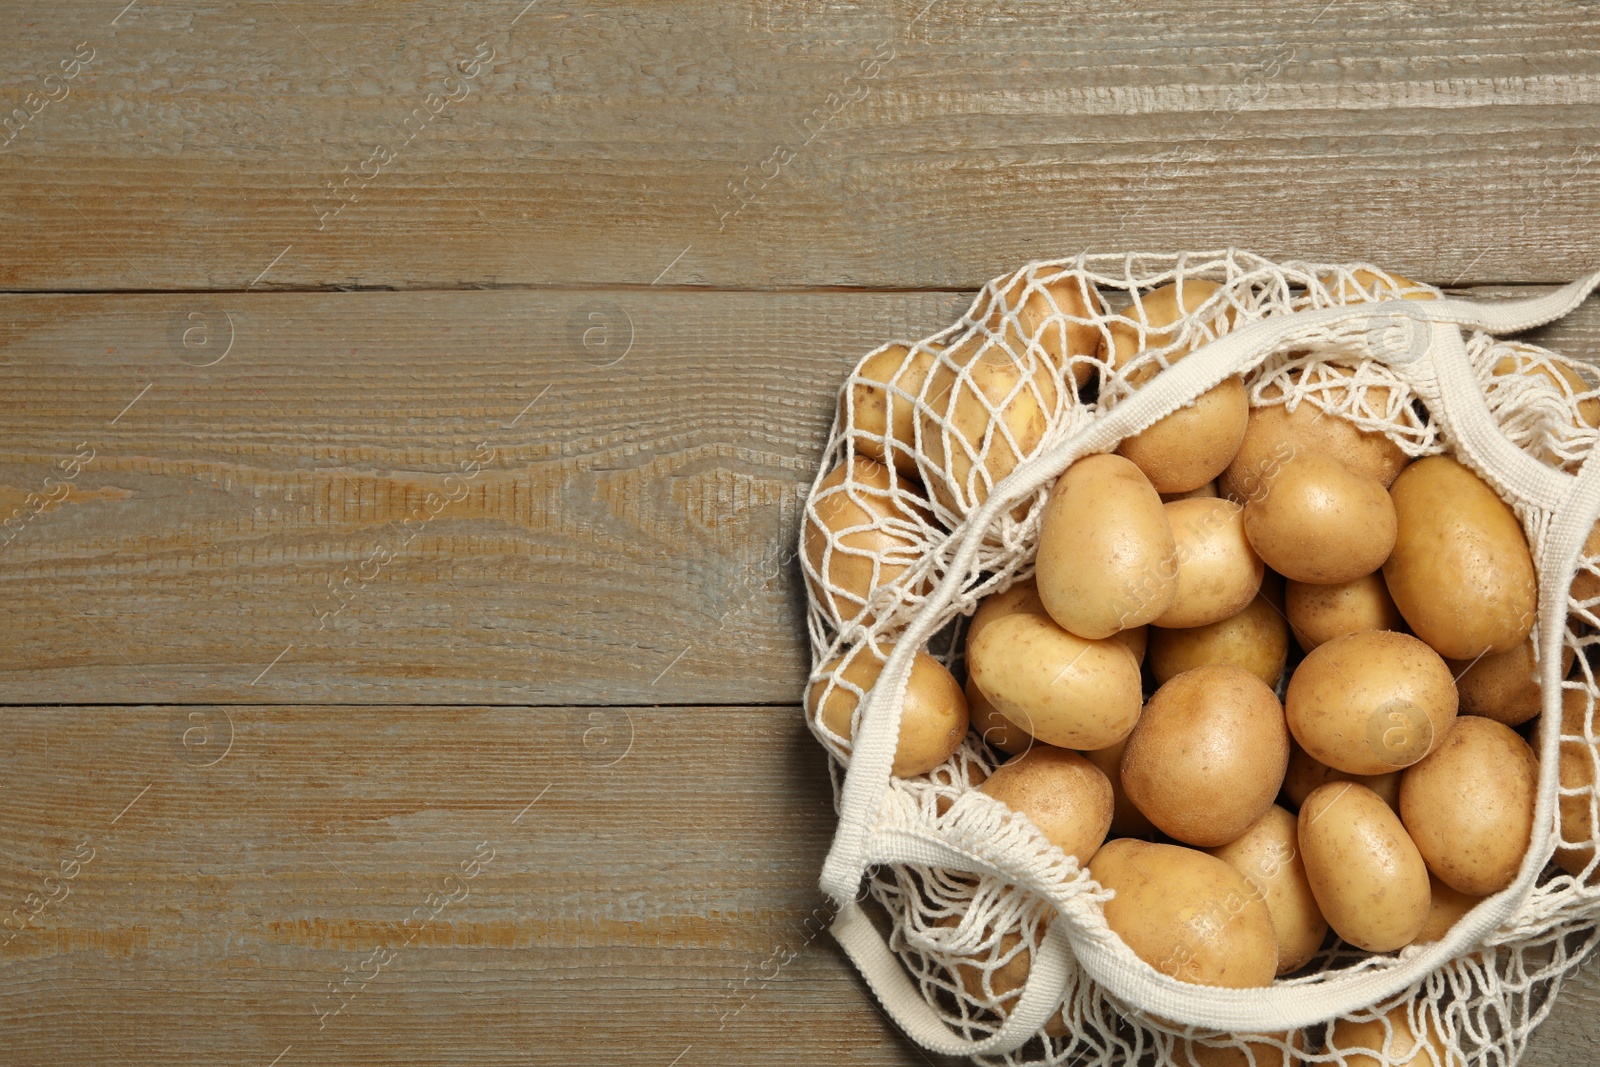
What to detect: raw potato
<box><xmin>1161</xmin><ymin>481</ymin><xmax>1219</xmax><ymax>502</ymax></box>
<box><xmin>1177</xmin><ymin>1034</ymin><xmax>1302</xmax><ymax>1067</ymax></box>
<box><xmin>1415</xmin><ymin>873</ymin><xmax>1482</xmax><ymax>944</ymax></box>
<box><xmin>1243</xmin><ymin>453</ymin><xmax>1397</xmax><ymax>585</ymax></box>
<box><xmin>986</xmin><ymin>271</ymin><xmax>1104</xmax><ymax>388</ymax></box>
<box><xmin>1281</xmin><ymin>739</ymin><xmax>1401</xmax><ymax>814</ymax></box>
<box><xmin>1556</xmin><ymin>685</ymin><xmax>1600</xmax><ymax>880</ymax></box>
<box><xmin>967</xmin><ymin>578</ymin><xmax>1048</xmax><ymax>654</ymax></box>
<box><xmin>1322</xmin><ymin>267</ymin><xmax>1438</xmax><ymax>304</ymax></box>
<box><xmin>1103</xmin><ymin>280</ymin><xmax>1246</xmax><ymax>493</ymax></box>
<box><xmin>1116</xmin><ymin>624</ymin><xmax>1149</xmax><ymax>664</ymax></box>
<box><xmin>1221</xmin><ymin>371</ymin><xmax>1409</xmax><ymax>502</ymax></box>
<box><xmin>1121</xmin><ymin>665</ymin><xmax>1289</xmax><ymax>847</ymax></box>
<box><xmin>806</xmin><ymin>645</ymin><xmax>968</xmax><ymax>777</ymax></box>
<box><xmin>1149</xmin><ymin>593</ymin><xmax>1289</xmax><ymax>690</ymax></box>
<box><xmin>1491</xmin><ymin>350</ymin><xmax>1600</xmax><ymax>430</ymax></box>
<box><xmin>1118</xmin><ymin>376</ymin><xmax>1250</xmax><ymax>494</ymax></box>
<box><xmin>937</xmin><ymin>915</ymin><xmax>1071</xmax><ymax>1038</ymax></box>
<box><xmin>1444</xmin><ymin>637</ymin><xmax>1573</xmax><ymax>728</ymax></box>
<box><xmin>1385</xmin><ymin>455</ymin><xmax>1538</xmax><ymax>659</ymax></box>
<box><xmin>980</xmin><ymin>745</ymin><xmax>1114</xmax><ymax>860</ymax></box>
<box><xmin>845</xmin><ymin>342</ymin><xmax>937</xmax><ymax>473</ymax></box>
<box><xmin>967</xmin><ymin>676</ymin><xmax>1032</xmax><ymax>756</ymax></box>
<box><xmin>1298</xmin><ymin>782</ymin><xmax>1432</xmax><ymax>952</ymax></box>
<box><xmin>1285</xmin><ymin>630</ymin><xmax>1458</xmax><ymax>775</ymax></box>
<box><xmin>803</xmin><ymin>458</ymin><xmax>931</xmax><ymax>623</ymax></box>
<box><xmin>1399</xmin><ymin>716</ymin><xmax>1537</xmax><ymax>896</ymax></box>
<box><xmin>1328</xmin><ymin>1003</ymin><xmax>1463</xmax><ymax>1067</ymax></box>
<box><xmin>1572</xmin><ymin>523</ymin><xmax>1600</xmax><ymax>606</ymax></box>
<box><xmin>1080</xmin><ymin>736</ymin><xmax>1158</xmax><ymax>838</ymax></box>
<box><xmin>918</xmin><ymin>334</ymin><xmax>1060</xmax><ymax>515</ymax></box>
<box><xmin>1037</xmin><ymin>453</ymin><xmax>1178</xmax><ymax>638</ymax></box>
<box><xmin>1285</xmin><ymin>572</ymin><xmax>1404</xmax><ymax>652</ymax></box>
<box><xmin>1153</xmin><ymin>498</ymin><xmax>1264</xmax><ymax>629</ymax></box>
<box><xmin>967</xmin><ymin>612</ymin><xmax>1143</xmax><ymax>750</ymax></box>
<box><xmin>1208</xmin><ymin>805</ymin><xmax>1327</xmax><ymax>975</ymax></box>
<box><xmin>1088</xmin><ymin>838</ymin><xmax>1278</xmax><ymax>987</ymax></box>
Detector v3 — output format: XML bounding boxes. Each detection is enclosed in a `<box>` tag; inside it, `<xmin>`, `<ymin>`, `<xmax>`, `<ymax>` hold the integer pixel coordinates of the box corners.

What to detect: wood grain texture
<box><xmin>3</xmin><ymin>286</ymin><xmax>1598</xmax><ymax>707</ymax></box>
<box><xmin>1</xmin><ymin>1</ymin><xmax>1598</xmax><ymax>291</ymax></box>
<box><xmin>0</xmin><ymin>704</ymin><xmax>967</xmax><ymax>1067</ymax></box>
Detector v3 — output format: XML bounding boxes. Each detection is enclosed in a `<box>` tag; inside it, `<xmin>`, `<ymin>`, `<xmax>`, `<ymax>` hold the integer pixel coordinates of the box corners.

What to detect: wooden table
<box><xmin>2</xmin><ymin>2</ymin><xmax>1598</xmax><ymax>1063</ymax></box>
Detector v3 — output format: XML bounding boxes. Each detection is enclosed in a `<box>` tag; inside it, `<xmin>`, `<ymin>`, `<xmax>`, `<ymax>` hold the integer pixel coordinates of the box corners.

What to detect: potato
<box><xmin>1118</xmin><ymin>376</ymin><xmax>1250</xmax><ymax>495</ymax></box>
<box><xmin>936</xmin><ymin>915</ymin><xmax>1070</xmax><ymax>1037</ymax></box>
<box><xmin>1208</xmin><ymin>805</ymin><xmax>1327</xmax><ymax>975</ymax></box>
<box><xmin>1321</xmin><ymin>268</ymin><xmax>1437</xmax><ymax>304</ymax></box>
<box><xmin>985</xmin><ymin>271</ymin><xmax>1104</xmax><ymax>388</ymax></box>
<box><xmin>1088</xmin><ymin>838</ymin><xmax>1278</xmax><ymax>987</ymax></box>
<box><xmin>1221</xmin><ymin>372</ymin><xmax>1408</xmax><ymax>502</ymax></box>
<box><xmin>1161</xmin><ymin>481</ymin><xmax>1219</xmax><ymax>502</ymax></box>
<box><xmin>967</xmin><ymin>612</ymin><xmax>1143</xmax><ymax>750</ymax></box>
<box><xmin>1572</xmin><ymin>523</ymin><xmax>1600</xmax><ymax>606</ymax></box>
<box><xmin>1285</xmin><ymin>630</ymin><xmax>1458</xmax><ymax>775</ymax></box>
<box><xmin>1153</xmin><ymin>498</ymin><xmax>1263</xmax><ymax>629</ymax></box>
<box><xmin>1328</xmin><ymin>1003</ymin><xmax>1463</xmax><ymax>1067</ymax></box>
<box><xmin>918</xmin><ymin>334</ymin><xmax>1060</xmax><ymax>515</ymax></box>
<box><xmin>1444</xmin><ymin>637</ymin><xmax>1572</xmax><ymax>728</ymax></box>
<box><xmin>1556</xmin><ymin>685</ymin><xmax>1600</xmax><ymax>880</ymax></box>
<box><xmin>1385</xmin><ymin>455</ymin><xmax>1537</xmax><ymax>659</ymax></box>
<box><xmin>980</xmin><ymin>745</ymin><xmax>1114</xmax><ymax>860</ymax></box>
<box><xmin>1415</xmin><ymin>873</ymin><xmax>1482</xmax><ymax>944</ymax></box>
<box><xmin>1298</xmin><ymin>782</ymin><xmax>1431</xmax><ymax>952</ymax></box>
<box><xmin>1117</xmin><ymin>624</ymin><xmax>1148</xmax><ymax>664</ymax></box>
<box><xmin>806</xmin><ymin>645</ymin><xmax>969</xmax><ymax>777</ymax></box>
<box><xmin>844</xmin><ymin>342</ymin><xmax>937</xmax><ymax>473</ymax></box>
<box><xmin>1149</xmin><ymin>593</ymin><xmax>1289</xmax><ymax>690</ymax></box>
<box><xmin>803</xmin><ymin>458</ymin><xmax>931</xmax><ymax>623</ymax></box>
<box><xmin>1177</xmin><ymin>1033</ymin><xmax>1302</xmax><ymax>1067</ymax></box>
<box><xmin>1243</xmin><ymin>453</ymin><xmax>1397</xmax><ymax>585</ymax></box>
<box><xmin>966</xmin><ymin>578</ymin><xmax>1048</xmax><ymax>655</ymax></box>
<box><xmin>1037</xmin><ymin>453</ymin><xmax>1178</xmax><ymax>638</ymax></box>
<box><xmin>1080</xmin><ymin>736</ymin><xmax>1158</xmax><ymax>838</ymax></box>
<box><xmin>966</xmin><ymin>676</ymin><xmax>1032</xmax><ymax>756</ymax></box>
<box><xmin>1102</xmin><ymin>279</ymin><xmax>1234</xmax><ymax>383</ymax></box>
<box><xmin>1399</xmin><ymin>716</ymin><xmax>1536</xmax><ymax>896</ymax></box>
<box><xmin>1121</xmin><ymin>665</ymin><xmax>1289</xmax><ymax>847</ymax></box>
<box><xmin>1285</xmin><ymin>572</ymin><xmax>1403</xmax><ymax>653</ymax></box>
<box><xmin>1281</xmin><ymin>738</ymin><xmax>1401</xmax><ymax>814</ymax></box>
<box><xmin>1491</xmin><ymin>350</ymin><xmax>1600</xmax><ymax>429</ymax></box>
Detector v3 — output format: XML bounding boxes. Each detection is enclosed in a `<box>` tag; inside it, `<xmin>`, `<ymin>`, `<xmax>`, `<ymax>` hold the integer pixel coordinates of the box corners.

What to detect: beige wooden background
<box><xmin>2</xmin><ymin>2</ymin><xmax>1599</xmax><ymax>1064</ymax></box>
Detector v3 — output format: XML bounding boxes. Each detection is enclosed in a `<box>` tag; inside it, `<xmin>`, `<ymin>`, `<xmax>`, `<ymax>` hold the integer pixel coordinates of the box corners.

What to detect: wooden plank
<box><xmin>3</xmin><ymin>286</ymin><xmax>1599</xmax><ymax>707</ymax></box>
<box><xmin>0</xmin><ymin>703</ymin><xmax>964</xmax><ymax>1066</ymax></box>
<box><xmin>1</xmin><ymin>2</ymin><xmax>1598</xmax><ymax>291</ymax></box>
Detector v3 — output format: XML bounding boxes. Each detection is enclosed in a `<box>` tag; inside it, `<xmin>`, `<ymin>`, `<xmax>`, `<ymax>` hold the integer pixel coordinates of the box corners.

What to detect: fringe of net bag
<box><xmin>799</xmin><ymin>250</ymin><xmax>1600</xmax><ymax>1066</ymax></box>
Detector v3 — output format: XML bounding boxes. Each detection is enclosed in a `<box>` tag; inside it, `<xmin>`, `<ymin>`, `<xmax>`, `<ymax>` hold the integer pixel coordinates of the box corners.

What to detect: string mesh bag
<box><xmin>798</xmin><ymin>250</ymin><xmax>1600</xmax><ymax>1066</ymax></box>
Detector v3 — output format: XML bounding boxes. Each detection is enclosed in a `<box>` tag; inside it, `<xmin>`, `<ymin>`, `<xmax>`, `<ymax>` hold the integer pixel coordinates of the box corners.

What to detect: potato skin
<box><xmin>1414</xmin><ymin>873</ymin><xmax>1482</xmax><ymax>944</ymax></box>
<box><xmin>1102</xmin><ymin>279</ymin><xmax>1233</xmax><ymax>382</ymax></box>
<box><xmin>1285</xmin><ymin>572</ymin><xmax>1404</xmax><ymax>653</ymax></box>
<box><xmin>1444</xmin><ymin>637</ymin><xmax>1572</xmax><ymax>728</ymax></box>
<box><xmin>1328</xmin><ymin>1003</ymin><xmax>1462</xmax><ymax>1067</ymax></box>
<box><xmin>1298</xmin><ymin>782</ymin><xmax>1431</xmax><ymax>952</ymax></box>
<box><xmin>1243</xmin><ymin>453</ymin><xmax>1397</xmax><ymax>585</ymax></box>
<box><xmin>845</xmin><ymin>342</ymin><xmax>936</xmax><ymax>473</ymax></box>
<box><xmin>1037</xmin><ymin>453</ymin><xmax>1178</xmax><ymax>639</ymax></box>
<box><xmin>979</xmin><ymin>745</ymin><xmax>1114</xmax><ymax>861</ymax></box>
<box><xmin>1121</xmin><ymin>665</ymin><xmax>1289</xmax><ymax>847</ymax></box>
<box><xmin>918</xmin><ymin>335</ymin><xmax>1060</xmax><ymax>515</ymax></box>
<box><xmin>806</xmin><ymin>646</ymin><xmax>969</xmax><ymax>777</ymax></box>
<box><xmin>967</xmin><ymin>612</ymin><xmax>1143</xmax><ymax>751</ymax></box>
<box><xmin>1399</xmin><ymin>717</ymin><xmax>1537</xmax><ymax>896</ymax></box>
<box><xmin>986</xmin><ymin>271</ymin><xmax>1103</xmax><ymax>389</ymax></box>
<box><xmin>1088</xmin><ymin>838</ymin><xmax>1278</xmax><ymax>988</ymax></box>
<box><xmin>966</xmin><ymin>578</ymin><xmax>1048</xmax><ymax>655</ymax></box>
<box><xmin>1149</xmin><ymin>592</ymin><xmax>1288</xmax><ymax>690</ymax></box>
<box><xmin>1118</xmin><ymin>375</ymin><xmax>1250</xmax><ymax>494</ymax></box>
<box><xmin>1079</xmin><ymin>735</ymin><xmax>1159</xmax><ymax>838</ymax></box>
<box><xmin>1221</xmin><ymin>378</ymin><xmax>1409</xmax><ymax>502</ymax></box>
<box><xmin>966</xmin><ymin>676</ymin><xmax>1032</xmax><ymax>756</ymax></box>
<box><xmin>1177</xmin><ymin>1034</ymin><xmax>1303</xmax><ymax>1067</ymax></box>
<box><xmin>1281</xmin><ymin>739</ymin><xmax>1400</xmax><ymax>814</ymax></box>
<box><xmin>1208</xmin><ymin>805</ymin><xmax>1327</xmax><ymax>975</ymax></box>
<box><xmin>1556</xmin><ymin>685</ymin><xmax>1600</xmax><ymax>880</ymax></box>
<box><xmin>1153</xmin><ymin>498</ymin><xmax>1264</xmax><ymax>629</ymax></box>
<box><xmin>1285</xmin><ymin>630</ymin><xmax>1458</xmax><ymax>775</ymax></box>
<box><xmin>1383</xmin><ymin>456</ymin><xmax>1537</xmax><ymax>659</ymax></box>
<box><xmin>803</xmin><ymin>458</ymin><xmax>931</xmax><ymax>624</ymax></box>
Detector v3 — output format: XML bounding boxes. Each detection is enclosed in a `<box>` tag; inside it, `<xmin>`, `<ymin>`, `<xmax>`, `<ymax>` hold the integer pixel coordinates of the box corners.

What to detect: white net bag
<box><xmin>798</xmin><ymin>250</ymin><xmax>1600</xmax><ymax>1065</ymax></box>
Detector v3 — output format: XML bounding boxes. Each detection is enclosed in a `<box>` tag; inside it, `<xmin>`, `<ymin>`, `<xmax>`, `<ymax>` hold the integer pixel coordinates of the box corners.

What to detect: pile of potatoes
<box><xmin>807</xmin><ymin>268</ymin><xmax>1598</xmax><ymax>1052</ymax></box>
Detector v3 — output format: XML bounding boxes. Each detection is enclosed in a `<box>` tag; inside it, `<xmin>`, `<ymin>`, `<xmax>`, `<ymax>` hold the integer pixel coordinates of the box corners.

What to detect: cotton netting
<box><xmin>799</xmin><ymin>251</ymin><xmax>1600</xmax><ymax>1065</ymax></box>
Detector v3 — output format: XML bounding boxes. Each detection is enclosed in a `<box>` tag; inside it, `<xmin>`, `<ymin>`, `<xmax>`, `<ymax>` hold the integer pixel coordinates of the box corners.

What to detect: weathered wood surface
<box><xmin>2</xmin><ymin>2</ymin><xmax>1599</xmax><ymax>292</ymax></box>
<box><xmin>2</xmin><ymin>287</ymin><xmax>1597</xmax><ymax>707</ymax></box>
